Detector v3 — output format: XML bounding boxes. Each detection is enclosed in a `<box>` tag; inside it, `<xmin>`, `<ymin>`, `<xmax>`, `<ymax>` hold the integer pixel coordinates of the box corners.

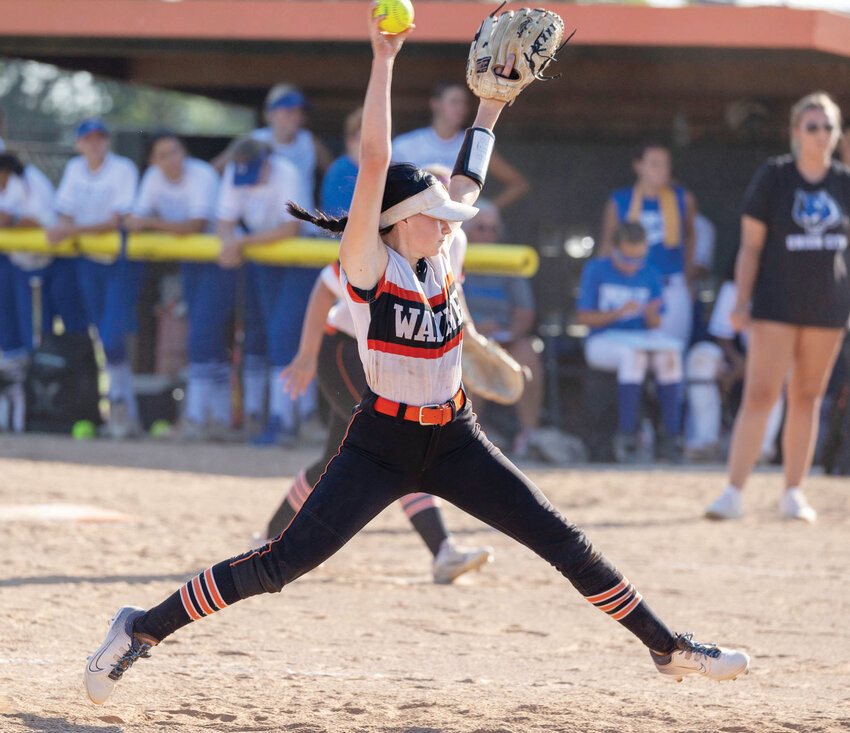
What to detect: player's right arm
<box><xmin>280</xmin><ymin>273</ymin><xmax>338</xmax><ymax>397</ymax></box>
<box><xmin>340</xmin><ymin>5</ymin><xmax>409</xmax><ymax>290</ymax></box>
<box><xmin>730</xmin><ymin>215</ymin><xmax>766</xmax><ymax>332</ymax></box>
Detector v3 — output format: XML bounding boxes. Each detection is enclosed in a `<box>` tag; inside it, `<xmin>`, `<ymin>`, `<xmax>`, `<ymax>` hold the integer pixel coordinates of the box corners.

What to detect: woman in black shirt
<box><xmin>706</xmin><ymin>92</ymin><xmax>849</xmax><ymax>522</ymax></box>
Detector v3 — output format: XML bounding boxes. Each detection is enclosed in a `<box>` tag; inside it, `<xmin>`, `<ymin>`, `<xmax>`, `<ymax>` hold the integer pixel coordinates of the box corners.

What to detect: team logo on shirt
<box><xmin>598</xmin><ymin>283</ymin><xmax>650</xmax><ymax>313</ymax></box>
<box><xmin>792</xmin><ymin>190</ymin><xmax>841</xmax><ymax>235</ymax></box>
<box><xmin>788</xmin><ymin>190</ymin><xmax>847</xmax><ymax>252</ymax></box>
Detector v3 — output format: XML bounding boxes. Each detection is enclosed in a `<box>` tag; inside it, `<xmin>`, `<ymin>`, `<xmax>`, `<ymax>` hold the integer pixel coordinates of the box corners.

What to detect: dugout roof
<box><xmin>2</xmin><ymin>1</ymin><xmax>850</xmax><ymax>142</ymax></box>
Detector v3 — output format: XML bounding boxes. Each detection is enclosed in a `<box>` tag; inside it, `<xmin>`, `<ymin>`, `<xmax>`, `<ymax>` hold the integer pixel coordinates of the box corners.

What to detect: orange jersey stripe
<box><xmin>366</xmin><ymin>331</ymin><xmax>462</xmax><ymax>360</ymax></box>
<box><xmin>204</xmin><ymin>567</ymin><xmax>228</xmax><ymax>610</ymax></box>
<box><xmin>346</xmin><ymin>274</ymin><xmax>386</xmax><ymax>304</ymax></box>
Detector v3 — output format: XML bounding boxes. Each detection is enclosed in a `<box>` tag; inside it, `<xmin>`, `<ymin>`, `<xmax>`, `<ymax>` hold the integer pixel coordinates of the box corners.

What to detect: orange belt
<box><xmin>373</xmin><ymin>388</ymin><xmax>465</xmax><ymax>426</ymax></box>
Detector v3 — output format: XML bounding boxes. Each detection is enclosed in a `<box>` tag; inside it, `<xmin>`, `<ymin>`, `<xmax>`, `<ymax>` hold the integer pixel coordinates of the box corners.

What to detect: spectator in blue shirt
<box><xmin>577</xmin><ymin>222</ymin><xmax>684</xmax><ymax>462</ymax></box>
<box><xmin>319</xmin><ymin>107</ymin><xmax>362</xmax><ymax>216</ymax></box>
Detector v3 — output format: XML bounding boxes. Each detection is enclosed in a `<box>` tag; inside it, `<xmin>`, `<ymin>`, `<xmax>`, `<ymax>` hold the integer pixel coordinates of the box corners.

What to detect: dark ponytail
<box><xmin>286</xmin><ymin>202</ymin><xmax>394</xmax><ymax>236</ymax></box>
<box><xmin>0</xmin><ymin>153</ymin><xmax>25</xmax><ymax>177</ymax></box>
<box><xmin>286</xmin><ymin>202</ymin><xmax>347</xmax><ymax>235</ymax></box>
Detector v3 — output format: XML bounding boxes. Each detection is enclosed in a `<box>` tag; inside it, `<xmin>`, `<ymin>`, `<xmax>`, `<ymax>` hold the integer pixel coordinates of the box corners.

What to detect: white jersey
<box><xmin>0</xmin><ymin>165</ymin><xmax>56</xmax><ymax>270</ymax></box>
<box><xmin>55</xmin><ymin>152</ymin><xmax>138</xmax><ymax>263</ymax></box>
<box><xmin>392</xmin><ymin>127</ymin><xmax>464</xmax><ymax>170</ymax></box>
<box><xmin>134</xmin><ymin>158</ymin><xmax>218</xmax><ymax>230</ymax></box>
<box><xmin>325</xmin><ymin>228</ymin><xmax>467</xmax><ymax>339</ymax></box>
<box><xmin>250</xmin><ymin>127</ymin><xmax>319</xmax><ymax>233</ymax></box>
<box><xmin>341</xmin><ymin>245</ymin><xmax>464</xmax><ymax>406</ymax></box>
<box><xmin>216</xmin><ymin>156</ymin><xmax>298</xmax><ymax>233</ymax></box>
<box><xmin>321</xmin><ymin>261</ymin><xmax>353</xmax><ymax>336</ymax></box>
<box><xmin>708</xmin><ymin>280</ymin><xmax>748</xmax><ymax>349</ymax></box>
<box><xmin>23</xmin><ymin>165</ymin><xmax>57</xmax><ymax>228</ymax></box>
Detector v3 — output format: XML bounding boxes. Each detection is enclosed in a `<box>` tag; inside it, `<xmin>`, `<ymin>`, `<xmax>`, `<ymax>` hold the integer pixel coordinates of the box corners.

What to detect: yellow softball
<box><xmin>373</xmin><ymin>0</ymin><xmax>414</xmax><ymax>34</ymax></box>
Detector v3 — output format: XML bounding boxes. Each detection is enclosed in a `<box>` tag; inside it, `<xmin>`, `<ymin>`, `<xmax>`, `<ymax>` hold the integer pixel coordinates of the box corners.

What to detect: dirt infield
<box><xmin>1</xmin><ymin>434</ymin><xmax>849</xmax><ymax>733</ymax></box>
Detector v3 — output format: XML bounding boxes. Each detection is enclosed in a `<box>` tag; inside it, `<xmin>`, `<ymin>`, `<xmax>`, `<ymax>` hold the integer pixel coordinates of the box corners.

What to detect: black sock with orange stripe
<box><xmin>132</xmin><ymin>561</ymin><xmax>239</xmax><ymax>643</ymax></box>
<box><xmin>584</xmin><ymin>578</ymin><xmax>677</xmax><ymax>654</ymax></box>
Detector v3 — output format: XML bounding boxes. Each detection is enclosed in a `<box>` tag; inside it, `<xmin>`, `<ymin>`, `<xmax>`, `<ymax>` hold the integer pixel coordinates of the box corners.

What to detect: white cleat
<box><xmin>652</xmin><ymin>633</ymin><xmax>750</xmax><ymax>682</ymax></box>
<box><xmin>704</xmin><ymin>486</ymin><xmax>743</xmax><ymax>520</ymax></box>
<box><xmin>432</xmin><ymin>540</ymin><xmax>494</xmax><ymax>584</ymax></box>
<box><xmin>85</xmin><ymin>606</ymin><xmax>150</xmax><ymax>704</ymax></box>
<box><xmin>778</xmin><ymin>488</ymin><xmax>817</xmax><ymax>523</ymax></box>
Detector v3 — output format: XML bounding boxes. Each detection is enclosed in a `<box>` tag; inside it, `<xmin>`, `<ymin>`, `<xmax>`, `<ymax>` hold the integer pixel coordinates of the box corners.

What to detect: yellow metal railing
<box><xmin>0</xmin><ymin>230</ymin><xmax>539</xmax><ymax>277</ymax></box>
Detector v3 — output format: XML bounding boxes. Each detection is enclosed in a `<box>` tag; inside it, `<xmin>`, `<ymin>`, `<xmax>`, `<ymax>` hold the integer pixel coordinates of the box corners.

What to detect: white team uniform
<box><xmin>686</xmin><ymin>281</ymin><xmax>783</xmax><ymax>454</ymax></box>
<box><xmin>216</xmin><ymin>157</ymin><xmax>299</xmax><ymax>231</ymax></box>
<box><xmin>326</xmin><ymin>227</ymin><xmax>467</xmax><ymax>338</ymax></box>
<box><xmin>342</xmin><ymin>245</ymin><xmax>465</xmax><ymax>407</ymax></box>
<box><xmin>392</xmin><ymin>127</ymin><xmax>465</xmax><ymax>170</ymax></box>
<box><xmin>217</xmin><ymin>155</ymin><xmax>304</xmax><ymax>431</ymax></box>
<box><xmin>0</xmin><ymin>167</ymin><xmax>55</xmax><ymax>270</ymax></box>
<box><xmin>250</xmin><ymin>127</ymin><xmax>319</xmax><ymax>234</ymax></box>
<box><xmin>55</xmin><ymin>153</ymin><xmax>139</xmax><ymax>263</ymax></box>
<box><xmin>133</xmin><ymin>158</ymin><xmax>218</xmax><ymax>226</ymax></box>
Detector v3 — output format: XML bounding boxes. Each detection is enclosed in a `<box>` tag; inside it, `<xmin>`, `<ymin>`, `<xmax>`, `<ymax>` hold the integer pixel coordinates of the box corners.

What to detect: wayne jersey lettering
<box><xmin>342</xmin><ymin>245</ymin><xmax>465</xmax><ymax>406</ymax></box>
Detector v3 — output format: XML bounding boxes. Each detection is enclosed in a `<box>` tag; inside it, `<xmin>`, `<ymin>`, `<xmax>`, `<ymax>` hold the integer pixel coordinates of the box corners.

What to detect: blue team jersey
<box><xmin>577</xmin><ymin>257</ymin><xmax>664</xmax><ymax>336</ymax></box>
<box><xmin>610</xmin><ymin>185</ymin><xmax>687</xmax><ymax>277</ymax></box>
<box><xmin>320</xmin><ymin>155</ymin><xmax>359</xmax><ymax>217</ymax></box>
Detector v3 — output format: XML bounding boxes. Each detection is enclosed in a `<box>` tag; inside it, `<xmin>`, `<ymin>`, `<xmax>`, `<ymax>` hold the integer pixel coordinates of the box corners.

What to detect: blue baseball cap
<box><xmin>265</xmin><ymin>84</ymin><xmax>310</xmax><ymax>112</ymax></box>
<box><xmin>233</xmin><ymin>152</ymin><xmax>268</xmax><ymax>186</ymax></box>
<box><xmin>75</xmin><ymin>118</ymin><xmax>109</xmax><ymax>139</ymax></box>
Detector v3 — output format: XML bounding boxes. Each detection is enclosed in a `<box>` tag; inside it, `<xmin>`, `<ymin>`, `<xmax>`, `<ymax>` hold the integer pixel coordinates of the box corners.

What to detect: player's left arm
<box><xmin>448</xmin><ymin>96</ymin><xmax>509</xmax><ymax>208</ymax></box>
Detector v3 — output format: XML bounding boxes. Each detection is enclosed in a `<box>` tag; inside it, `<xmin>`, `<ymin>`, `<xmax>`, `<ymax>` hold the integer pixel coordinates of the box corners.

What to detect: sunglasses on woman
<box><xmin>804</xmin><ymin>122</ymin><xmax>834</xmax><ymax>133</ymax></box>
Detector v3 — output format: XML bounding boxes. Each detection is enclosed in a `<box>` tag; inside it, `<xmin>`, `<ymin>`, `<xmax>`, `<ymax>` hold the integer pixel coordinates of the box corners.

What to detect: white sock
<box><xmin>185</xmin><ymin>376</ymin><xmax>210</xmax><ymax>425</ymax></box>
<box><xmin>107</xmin><ymin>362</ymin><xmax>138</xmax><ymax>421</ymax></box>
<box><xmin>209</xmin><ymin>364</ymin><xmax>232</xmax><ymax>425</ymax></box>
<box><xmin>243</xmin><ymin>357</ymin><xmax>267</xmax><ymax>421</ymax></box>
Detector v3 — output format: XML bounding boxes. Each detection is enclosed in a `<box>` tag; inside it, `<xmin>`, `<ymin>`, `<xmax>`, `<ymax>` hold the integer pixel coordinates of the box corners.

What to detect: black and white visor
<box><xmin>379</xmin><ymin>183</ymin><xmax>478</xmax><ymax>229</ymax></box>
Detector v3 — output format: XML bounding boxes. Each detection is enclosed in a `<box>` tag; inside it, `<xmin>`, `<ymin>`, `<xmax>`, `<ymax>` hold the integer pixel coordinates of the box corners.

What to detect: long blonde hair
<box><xmin>789</xmin><ymin>91</ymin><xmax>842</xmax><ymax>155</ymax></box>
